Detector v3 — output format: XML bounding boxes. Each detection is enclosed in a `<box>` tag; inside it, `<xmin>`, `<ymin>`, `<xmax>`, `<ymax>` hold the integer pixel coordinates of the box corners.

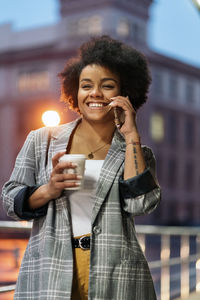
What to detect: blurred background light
<box><xmin>42</xmin><ymin>110</ymin><xmax>60</xmax><ymax>127</ymax></box>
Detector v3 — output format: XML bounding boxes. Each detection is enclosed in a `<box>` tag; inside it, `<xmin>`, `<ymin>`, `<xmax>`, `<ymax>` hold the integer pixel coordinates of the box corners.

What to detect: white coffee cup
<box><xmin>59</xmin><ymin>154</ymin><xmax>86</xmax><ymax>190</ymax></box>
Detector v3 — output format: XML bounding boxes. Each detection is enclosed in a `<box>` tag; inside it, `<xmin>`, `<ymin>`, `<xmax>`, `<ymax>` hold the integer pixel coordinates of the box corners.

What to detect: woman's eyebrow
<box><xmin>80</xmin><ymin>78</ymin><xmax>92</xmax><ymax>82</ymax></box>
<box><xmin>101</xmin><ymin>78</ymin><xmax>118</xmax><ymax>83</ymax></box>
<box><xmin>80</xmin><ymin>78</ymin><xmax>119</xmax><ymax>83</ymax></box>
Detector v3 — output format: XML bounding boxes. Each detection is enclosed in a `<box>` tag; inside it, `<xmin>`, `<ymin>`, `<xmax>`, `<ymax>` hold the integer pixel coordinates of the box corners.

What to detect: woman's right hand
<box><xmin>28</xmin><ymin>151</ymin><xmax>81</xmax><ymax>210</ymax></box>
<box><xmin>45</xmin><ymin>151</ymin><xmax>81</xmax><ymax>199</ymax></box>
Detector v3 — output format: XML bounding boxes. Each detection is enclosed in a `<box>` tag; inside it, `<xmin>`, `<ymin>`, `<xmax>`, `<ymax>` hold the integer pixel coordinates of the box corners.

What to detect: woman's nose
<box><xmin>89</xmin><ymin>87</ymin><xmax>103</xmax><ymax>98</ymax></box>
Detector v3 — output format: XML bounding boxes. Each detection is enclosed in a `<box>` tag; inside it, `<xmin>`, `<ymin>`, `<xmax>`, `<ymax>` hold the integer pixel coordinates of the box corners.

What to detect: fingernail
<box><xmin>75</xmin><ymin>182</ymin><xmax>81</xmax><ymax>186</ymax></box>
<box><xmin>72</xmin><ymin>163</ymin><xmax>78</xmax><ymax>167</ymax></box>
<box><xmin>77</xmin><ymin>175</ymin><xmax>82</xmax><ymax>179</ymax></box>
<box><xmin>109</xmin><ymin>102</ymin><xmax>114</xmax><ymax>106</ymax></box>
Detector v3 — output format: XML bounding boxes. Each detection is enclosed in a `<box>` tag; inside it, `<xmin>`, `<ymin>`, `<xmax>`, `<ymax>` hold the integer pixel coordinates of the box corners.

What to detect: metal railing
<box><xmin>0</xmin><ymin>221</ymin><xmax>200</xmax><ymax>299</ymax></box>
<box><xmin>0</xmin><ymin>284</ymin><xmax>16</xmax><ymax>294</ymax></box>
<box><xmin>136</xmin><ymin>226</ymin><xmax>200</xmax><ymax>300</ymax></box>
<box><xmin>0</xmin><ymin>220</ymin><xmax>32</xmax><ymax>231</ymax></box>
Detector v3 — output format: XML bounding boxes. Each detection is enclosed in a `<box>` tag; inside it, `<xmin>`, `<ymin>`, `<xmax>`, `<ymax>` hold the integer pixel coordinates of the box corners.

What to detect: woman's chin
<box><xmin>83</xmin><ymin>113</ymin><xmax>114</xmax><ymax>124</ymax></box>
<box><xmin>81</xmin><ymin>108</ymin><xmax>114</xmax><ymax>123</ymax></box>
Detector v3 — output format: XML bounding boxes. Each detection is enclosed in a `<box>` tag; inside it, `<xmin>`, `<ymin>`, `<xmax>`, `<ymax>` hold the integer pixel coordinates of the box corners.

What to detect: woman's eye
<box><xmin>102</xmin><ymin>85</ymin><xmax>115</xmax><ymax>89</ymax></box>
<box><xmin>82</xmin><ymin>85</ymin><xmax>92</xmax><ymax>89</ymax></box>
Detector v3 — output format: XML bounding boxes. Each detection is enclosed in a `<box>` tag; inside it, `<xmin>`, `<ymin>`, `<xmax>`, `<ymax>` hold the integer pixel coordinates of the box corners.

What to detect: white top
<box><xmin>68</xmin><ymin>160</ymin><xmax>104</xmax><ymax>237</ymax></box>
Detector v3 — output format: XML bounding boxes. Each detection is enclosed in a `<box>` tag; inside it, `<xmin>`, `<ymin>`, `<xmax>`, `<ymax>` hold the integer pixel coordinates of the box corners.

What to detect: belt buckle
<box><xmin>79</xmin><ymin>236</ymin><xmax>90</xmax><ymax>250</ymax></box>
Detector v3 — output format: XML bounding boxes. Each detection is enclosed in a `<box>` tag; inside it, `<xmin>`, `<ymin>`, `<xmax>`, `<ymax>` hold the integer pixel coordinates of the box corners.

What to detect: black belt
<box><xmin>72</xmin><ymin>236</ymin><xmax>90</xmax><ymax>250</ymax></box>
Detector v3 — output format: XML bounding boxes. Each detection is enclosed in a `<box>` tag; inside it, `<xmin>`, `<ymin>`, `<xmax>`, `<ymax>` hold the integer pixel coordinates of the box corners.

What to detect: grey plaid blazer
<box><xmin>2</xmin><ymin>118</ymin><xmax>161</xmax><ymax>300</ymax></box>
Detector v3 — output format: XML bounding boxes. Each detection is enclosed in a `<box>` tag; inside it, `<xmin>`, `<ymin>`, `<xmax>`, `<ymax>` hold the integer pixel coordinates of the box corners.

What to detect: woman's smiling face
<box><xmin>78</xmin><ymin>64</ymin><xmax>120</xmax><ymax>123</ymax></box>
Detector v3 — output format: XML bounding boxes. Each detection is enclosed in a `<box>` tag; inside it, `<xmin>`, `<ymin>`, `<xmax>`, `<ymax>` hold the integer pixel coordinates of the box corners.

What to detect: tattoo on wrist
<box><xmin>133</xmin><ymin>146</ymin><xmax>139</xmax><ymax>175</ymax></box>
<box><xmin>126</xmin><ymin>138</ymin><xmax>141</xmax><ymax>146</ymax></box>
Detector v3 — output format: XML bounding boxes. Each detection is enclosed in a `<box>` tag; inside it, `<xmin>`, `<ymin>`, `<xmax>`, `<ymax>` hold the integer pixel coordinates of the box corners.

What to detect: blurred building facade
<box><xmin>0</xmin><ymin>0</ymin><xmax>200</xmax><ymax>225</ymax></box>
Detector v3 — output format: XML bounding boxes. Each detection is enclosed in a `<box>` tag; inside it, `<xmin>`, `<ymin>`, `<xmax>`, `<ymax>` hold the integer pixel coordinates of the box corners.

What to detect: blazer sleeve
<box><xmin>119</xmin><ymin>146</ymin><xmax>161</xmax><ymax>216</ymax></box>
<box><xmin>1</xmin><ymin>130</ymin><xmax>47</xmax><ymax>221</ymax></box>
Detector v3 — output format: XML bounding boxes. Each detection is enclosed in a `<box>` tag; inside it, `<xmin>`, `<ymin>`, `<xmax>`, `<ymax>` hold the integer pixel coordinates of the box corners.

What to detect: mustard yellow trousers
<box><xmin>71</xmin><ymin>235</ymin><xmax>90</xmax><ymax>300</ymax></box>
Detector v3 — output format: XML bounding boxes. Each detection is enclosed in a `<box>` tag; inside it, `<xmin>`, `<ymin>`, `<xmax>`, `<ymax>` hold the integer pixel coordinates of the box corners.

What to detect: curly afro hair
<box><xmin>59</xmin><ymin>35</ymin><xmax>151</xmax><ymax>112</ymax></box>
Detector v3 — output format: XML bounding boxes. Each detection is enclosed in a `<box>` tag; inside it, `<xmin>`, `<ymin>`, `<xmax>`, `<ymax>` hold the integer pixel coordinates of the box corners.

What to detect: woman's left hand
<box><xmin>109</xmin><ymin>96</ymin><xmax>140</xmax><ymax>142</ymax></box>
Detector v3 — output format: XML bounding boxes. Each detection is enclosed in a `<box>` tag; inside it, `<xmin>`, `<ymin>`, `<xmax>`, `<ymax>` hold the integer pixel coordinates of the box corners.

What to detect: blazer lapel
<box><xmin>92</xmin><ymin>129</ymin><xmax>126</xmax><ymax>224</ymax></box>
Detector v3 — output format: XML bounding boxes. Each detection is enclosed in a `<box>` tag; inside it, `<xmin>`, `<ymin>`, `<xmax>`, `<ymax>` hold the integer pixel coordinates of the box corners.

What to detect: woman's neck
<box><xmin>77</xmin><ymin>118</ymin><xmax>116</xmax><ymax>145</ymax></box>
<box><xmin>67</xmin><ymin>118</ymin><xmax>116</xmax><ymax>159</ymax></box>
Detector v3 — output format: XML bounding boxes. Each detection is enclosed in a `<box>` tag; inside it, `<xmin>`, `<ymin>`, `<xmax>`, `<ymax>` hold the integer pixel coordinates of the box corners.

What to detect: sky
<box><xmin>0</xmin><ymin>0</ymin><xmax>200</xmax><ymax>67</ymax></box>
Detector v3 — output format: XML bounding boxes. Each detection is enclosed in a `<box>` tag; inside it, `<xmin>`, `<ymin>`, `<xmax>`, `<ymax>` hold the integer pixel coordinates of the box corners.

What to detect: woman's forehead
<box><xmin>79</xmin><ymin>64</ymin><xmax>120</xmax><ymax>82</ymax></box>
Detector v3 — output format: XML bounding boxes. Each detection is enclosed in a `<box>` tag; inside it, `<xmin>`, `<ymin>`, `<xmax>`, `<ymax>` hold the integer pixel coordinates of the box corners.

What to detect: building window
<box><xmin>68</xmin><ymin>21</ymin><xmax>77</xmax><ymax>35</ymax></box>
<box><xmin>184</xmin><ymin>161</ymin><xmax>194</xmax><ymax>191</ymax></box>
<box><xmin>177</xmin><ymin>202</ymin><xmax>192</xmax><ymax>225</ymax></box>
<box><xmin>169</xmin><ymin>75</ymin><xmax>178</xmax><ymax>99</ymax></box>
<box><xmin>17</xmin><ymin>70</ymin><xmax>49</xmax><ymax>93</ymax></box>
<box><xmin>117</xmin><ymin>19</ymin><xmax>130</xmax><ymax>37</ymax></box>
<box><xmin>150</xmin><ymin>112</ymin><xmax>165</xmax><ymax>142</ymax></box>
<box><xmin>88</xmin><ymin>16</ymin><xmax>102</xmax><ymax>35</ymax></box>
<box><xmin>78</xmin><ymin>16</ymin><xmax>102</xmax><ymax>35</ymax></box>
<box><xmin>167</xmin><ymin>201</ymin><xmax>178</xmax><ymax>225</ymax></box>
<box><xmin>78</xmin><ymin>18</ymin><xmax>88</xmax><ymax>35</ymax></box>
<box><xmin>155</xmin><ymin>153</ymin><xmax>163</xmax><ymax>183</ymax></box>
<box><xmin>132</xmin><ymin>22</ymin><xmax>145</xmax><ymax>43</ymax></box>
<box><xmin>184</xmin><ymin>117</ymin><xmax>194</xmax><ymax>148</ymax></box>
<box><xmin>152</xmin><ymin>70</ymin><xmax>163</xmax><ymax>96</ymax></box>
<box><xmin>185</xmin><ymin>81</ymin><xmax>194</xmax><ymax>103</ymax></box>
<box><xmin>167</xmin><ymin>157</ymin><xmax>177</xmax><ymax>188</ymax></box>
<box><xmin>193</xmin><ymin>203</ymin><xmax>199</xmax><ymax>225</ymax></box>
<box><xmin>167</xmin><ymin>113</ymin><xmax>177</xmax><ymax>145</ymax></box>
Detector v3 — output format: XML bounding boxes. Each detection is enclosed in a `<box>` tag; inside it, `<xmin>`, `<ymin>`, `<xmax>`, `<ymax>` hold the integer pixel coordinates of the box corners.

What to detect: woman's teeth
<box><xmin>88</xmin><ymin>103</ymin><xmax>107</xmax><ymax>107</ymax></box>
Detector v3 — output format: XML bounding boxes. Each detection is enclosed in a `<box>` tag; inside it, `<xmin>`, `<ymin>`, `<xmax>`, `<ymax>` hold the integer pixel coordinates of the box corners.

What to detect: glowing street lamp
<box><xmin>42</xmin><ymin>110</ymin><xmax>60</xmax><ymax>127</ymax></box>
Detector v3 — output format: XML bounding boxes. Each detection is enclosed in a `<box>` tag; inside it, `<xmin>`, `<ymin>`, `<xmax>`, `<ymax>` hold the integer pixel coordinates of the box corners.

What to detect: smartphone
<box><xmin>114</xmin><ymin>107</ymin><xmax>125</xmax><ymax>129</ymax></box>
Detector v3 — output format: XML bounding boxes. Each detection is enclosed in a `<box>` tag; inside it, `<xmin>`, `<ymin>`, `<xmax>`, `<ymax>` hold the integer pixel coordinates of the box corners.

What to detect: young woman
<box><xmin>2</xmin><ymin>35</ymin><xmax>161</xmax><ymax>300</ymax></box>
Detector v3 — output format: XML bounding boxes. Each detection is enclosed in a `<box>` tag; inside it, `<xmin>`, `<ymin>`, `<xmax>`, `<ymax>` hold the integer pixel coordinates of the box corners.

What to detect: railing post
<box><xmin>180</xmin><ymin>235</ymin><xmax>190</xmax><ymax>298</ymax></box>
<box><xmin>196</xmin><ymin>235</ymin><xmax>200</xmax><ymax>292</ymax></box>
<box><xmin>138</xmin><ymin>233</ymin><xmax>146</xmax><ymax>253</ymax></box>
<box><xmin>160</xmin><ymin>234</ymin><xmax>170</xmax><ymax>300</ymax></box>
